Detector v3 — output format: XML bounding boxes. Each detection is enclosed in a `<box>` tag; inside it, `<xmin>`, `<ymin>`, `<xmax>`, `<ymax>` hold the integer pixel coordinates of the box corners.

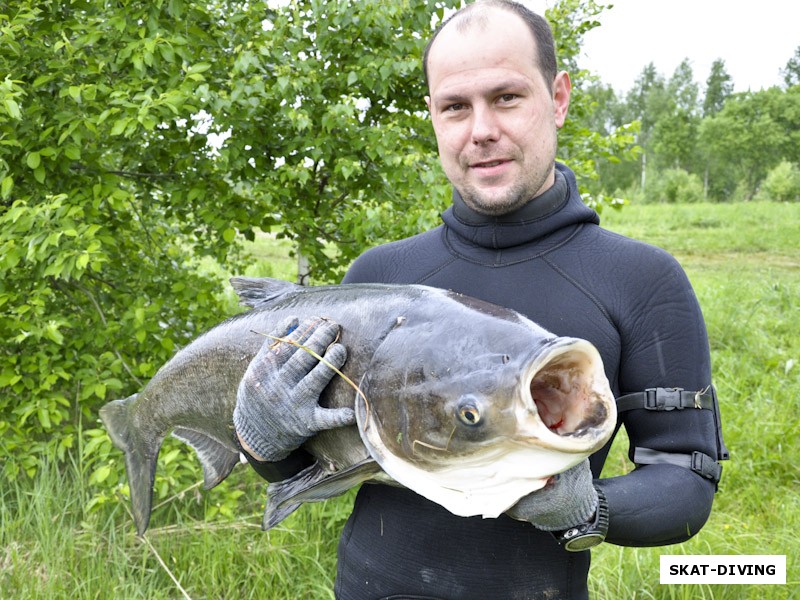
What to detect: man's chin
<box><xmin>460</xmin><ymin>187</ymin><xmax>531</xmax><ymax>216</ymax></box>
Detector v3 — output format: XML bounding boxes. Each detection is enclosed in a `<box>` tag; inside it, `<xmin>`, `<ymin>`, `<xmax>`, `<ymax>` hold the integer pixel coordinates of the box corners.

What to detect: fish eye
<box><xmin>458</xmin><ymin>404</ymin><xmax>482</xmax><ymax>426</ymax></box>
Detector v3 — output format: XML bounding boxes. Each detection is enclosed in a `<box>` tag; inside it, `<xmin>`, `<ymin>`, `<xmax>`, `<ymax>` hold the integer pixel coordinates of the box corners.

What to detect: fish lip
<box><xmin>514</xmin><ymin>337</ymin><xmax>616</xmax><ymax>452</ymax></box>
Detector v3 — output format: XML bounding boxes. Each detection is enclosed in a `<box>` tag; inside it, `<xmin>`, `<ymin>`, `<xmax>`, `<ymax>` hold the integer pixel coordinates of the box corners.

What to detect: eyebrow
<box><xmin>433</xmin><ymin>78</ymin><xmax>530</xmax><ymax>104</ymax></box>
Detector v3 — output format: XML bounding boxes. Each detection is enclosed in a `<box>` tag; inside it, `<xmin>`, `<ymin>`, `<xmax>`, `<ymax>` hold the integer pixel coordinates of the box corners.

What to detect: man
<box><xmin>233</xmin><ymin>1</ymin><xmax>728</xmax><ymax>598</ymax></box>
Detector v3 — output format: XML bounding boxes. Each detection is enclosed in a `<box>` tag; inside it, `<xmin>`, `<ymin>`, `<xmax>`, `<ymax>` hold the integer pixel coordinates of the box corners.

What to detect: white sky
<box><xmin>524</xmin><ymin>0</ymin><xmax>800</xmax><ymax>94</ymax></box>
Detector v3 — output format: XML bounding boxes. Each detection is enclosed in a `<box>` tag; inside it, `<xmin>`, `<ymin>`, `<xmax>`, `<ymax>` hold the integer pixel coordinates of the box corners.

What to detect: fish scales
<box><xmin>100</xmin><ymin>277</ymin><xmax>616</xmax><ymax>535</ymax></box>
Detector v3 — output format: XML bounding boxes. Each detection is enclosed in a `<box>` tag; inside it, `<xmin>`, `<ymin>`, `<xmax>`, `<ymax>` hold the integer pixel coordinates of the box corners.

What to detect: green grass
<box><xmin>594</xmin><ymin>201</ymin><xmax>800</xmax><ymax>599</ymax></box>
<box><xmin>2</xmin><ymin>201</ymin><xmax>798</xmax><ymax>599</ymax></box>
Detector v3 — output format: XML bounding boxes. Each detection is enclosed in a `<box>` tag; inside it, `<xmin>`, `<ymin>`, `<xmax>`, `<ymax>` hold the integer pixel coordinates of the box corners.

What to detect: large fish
<box><xmin>100</xmin><ymin>278</ymin><xmax>616</xmax><ymax>536</ymax></box>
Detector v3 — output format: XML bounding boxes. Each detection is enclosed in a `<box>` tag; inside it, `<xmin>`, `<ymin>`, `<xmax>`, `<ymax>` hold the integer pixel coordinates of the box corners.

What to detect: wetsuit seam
<box><xmin>406</xmin><ymin>228</ymin><xmax>463</xmax><ymax>284</ymax></box>
<box><xmin>542</xmin><ymin>254</ymin><xmax>616</xmax><ymax>332</ymax></box>
<box><xmin>413</xmin><ymin>255</ymin><xmax>459</xmax><ymax>285</ymax></box>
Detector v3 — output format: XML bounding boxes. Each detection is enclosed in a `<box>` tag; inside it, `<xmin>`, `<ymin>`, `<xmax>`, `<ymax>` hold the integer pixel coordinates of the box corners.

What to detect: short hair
<box><xmin>422</xmin><ymin>0</ymin><xmax>558</xmax><ymax>91</ymax></box>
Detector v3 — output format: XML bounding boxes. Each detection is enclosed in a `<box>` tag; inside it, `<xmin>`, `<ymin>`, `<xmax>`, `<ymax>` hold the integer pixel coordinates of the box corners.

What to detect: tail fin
<box><xmin>100</xmin><ymin>395</ymin><xmax>160</xmax><ymax>536</ymax></box>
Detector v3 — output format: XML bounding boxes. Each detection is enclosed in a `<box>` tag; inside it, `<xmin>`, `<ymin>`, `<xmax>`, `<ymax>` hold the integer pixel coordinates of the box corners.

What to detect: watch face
<box><xmin>563</xmin><ymin>532</ymin><xmax>605</xmax><ymax>552</ymax></box>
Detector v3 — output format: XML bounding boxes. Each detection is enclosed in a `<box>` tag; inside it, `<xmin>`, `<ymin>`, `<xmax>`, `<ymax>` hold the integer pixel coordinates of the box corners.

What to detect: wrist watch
<box><xmin>554</xmin><ymin>488</ymin><xmax>609</xmax><ymax>552</ymax></box>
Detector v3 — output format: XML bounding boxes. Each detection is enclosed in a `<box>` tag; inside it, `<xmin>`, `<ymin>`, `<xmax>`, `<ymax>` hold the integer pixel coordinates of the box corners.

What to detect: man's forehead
<box><xmin>426</xmin><ymin>9</ymin><xmax>539</xmax><ymax>91</ymax></box>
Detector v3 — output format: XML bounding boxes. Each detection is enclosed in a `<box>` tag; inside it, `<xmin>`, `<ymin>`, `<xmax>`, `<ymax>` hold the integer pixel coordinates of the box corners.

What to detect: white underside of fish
<box><xmin>364</xmin><ymin>439</ymin><xmax>585</xmax><ymax>518</ymax></box>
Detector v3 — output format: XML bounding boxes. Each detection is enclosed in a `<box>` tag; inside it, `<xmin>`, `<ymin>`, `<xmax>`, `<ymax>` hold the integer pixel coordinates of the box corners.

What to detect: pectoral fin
<box><xmin>172</xmin><ymin>428</ymin><xmax>240</xmax><ymax>489</ymax></box>
<box><xmin>263</xmin><ymin>459</ymin><xmax>383</xmax><ymax>530</ymax></box>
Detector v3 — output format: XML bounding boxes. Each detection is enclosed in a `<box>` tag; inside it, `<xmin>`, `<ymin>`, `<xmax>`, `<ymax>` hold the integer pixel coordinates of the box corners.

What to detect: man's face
<box><xmin>425</xmin><ymin>10</ymin><xmax>571</xmax><ymax>216</ymax></box>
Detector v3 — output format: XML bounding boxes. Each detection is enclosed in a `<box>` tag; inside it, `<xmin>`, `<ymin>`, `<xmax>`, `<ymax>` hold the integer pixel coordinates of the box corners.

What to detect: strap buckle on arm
<box><xmin>634</xmin><ymin>447</ymin><xmax>723</xmax><ymax>485</ymax></box>
<box><xmin>617</xmin><ymin>387</ymin><xmax>714</xmax><ymax>413</ymax></box>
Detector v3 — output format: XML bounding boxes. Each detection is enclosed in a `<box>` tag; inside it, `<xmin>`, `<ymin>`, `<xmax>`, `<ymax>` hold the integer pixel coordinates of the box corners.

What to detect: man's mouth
<box><xmin>471</xmin><ymin>159</ymin><xmax>509</xmax><ymax>169</ymax></box>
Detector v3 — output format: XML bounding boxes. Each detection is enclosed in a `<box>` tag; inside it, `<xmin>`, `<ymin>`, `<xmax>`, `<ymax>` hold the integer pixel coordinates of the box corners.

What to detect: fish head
<box><xmin>356</xmin><ymin>301</ymin><xmax>616</xmax><ymax>519</ymax></box>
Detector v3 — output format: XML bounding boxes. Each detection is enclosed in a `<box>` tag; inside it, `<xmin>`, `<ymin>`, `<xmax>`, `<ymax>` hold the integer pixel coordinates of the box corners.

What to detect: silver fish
<box><xmin>100</xmin><ymin>278</ymin><xmax>616</xmax><ymax>535</ymax></box>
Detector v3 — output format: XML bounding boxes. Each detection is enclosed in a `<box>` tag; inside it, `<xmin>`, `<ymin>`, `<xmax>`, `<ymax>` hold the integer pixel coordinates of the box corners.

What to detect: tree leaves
<box><xmin>0</xmin><ymin>0</ymin><xmax>247</xmax><ymax>480</ymax></box>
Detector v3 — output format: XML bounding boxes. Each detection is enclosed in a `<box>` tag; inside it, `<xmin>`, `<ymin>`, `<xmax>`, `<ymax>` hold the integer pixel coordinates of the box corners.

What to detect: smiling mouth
<box><xmin>472</xmin><ymin>159</ymin><xmax>509</xmax><ymax>169</ymax></box>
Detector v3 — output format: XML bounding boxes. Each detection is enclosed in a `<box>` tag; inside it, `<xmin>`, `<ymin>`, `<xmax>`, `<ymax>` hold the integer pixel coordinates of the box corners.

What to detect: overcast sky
<box><xmin>524</xmin><ymin>0</ymin><xmax>800</xmax><ymax>94</ymax></box>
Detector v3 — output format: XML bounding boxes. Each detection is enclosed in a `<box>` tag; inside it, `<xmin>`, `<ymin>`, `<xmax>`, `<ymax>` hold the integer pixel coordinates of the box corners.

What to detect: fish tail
<box><xmin>100</xmin><ymin>394</ymin><xmax>159</xmax><ymax>536</ymax></box>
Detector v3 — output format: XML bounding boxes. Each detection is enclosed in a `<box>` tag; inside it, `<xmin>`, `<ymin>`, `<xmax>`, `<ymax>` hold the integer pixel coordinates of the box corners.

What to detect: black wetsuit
<box><xmin>334</xmin><ymin>163</ymin><xmax>724</xmax><ymax>599</ymax></box>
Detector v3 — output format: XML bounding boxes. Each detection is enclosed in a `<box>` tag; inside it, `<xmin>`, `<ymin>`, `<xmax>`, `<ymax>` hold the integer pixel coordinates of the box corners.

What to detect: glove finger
<box><xmin>293</xmin><ymin>343</ymin><xmax>347</xmax><ymax>395</ymax></box>
<box><xmin>271</xmin><ymin>316</ymin><xmax>301</xmax><ymax>339</ymax></box>
<box><xmin>281</xmin><ymin>321</ymin><xmax>342</xmax><ymax>381</ymax></box>
<box><xmin>247</xmin><ymin>316</ymin><xmax>301</xmax><ymax>370</ymax></box>
<box><xmin>310</xmin><ymin>406</ymin><xmax>356</xmax><ymax>431</ymax></box>
<box><xmin>285</xmin><ymin>317</ymin><xmax>339</xmax><ymax>347</ymax></box>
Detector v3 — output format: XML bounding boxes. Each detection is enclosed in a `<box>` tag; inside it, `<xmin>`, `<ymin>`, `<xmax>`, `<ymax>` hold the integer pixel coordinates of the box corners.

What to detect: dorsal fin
<box><xmin>229</xmin><ymin>277</ymin><xmax>301</xmax><ymax>309</ymax></box>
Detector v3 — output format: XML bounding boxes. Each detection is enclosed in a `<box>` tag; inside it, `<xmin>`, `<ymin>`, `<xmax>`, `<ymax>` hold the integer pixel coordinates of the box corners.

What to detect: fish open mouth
<box><xmin>522</xmin><ymin>339</ymin><xmax>615</xmax><ymax>448</ymax></box>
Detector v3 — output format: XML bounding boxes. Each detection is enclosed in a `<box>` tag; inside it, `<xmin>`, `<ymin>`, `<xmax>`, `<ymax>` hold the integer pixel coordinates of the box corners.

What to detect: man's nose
<box><xmin>471</xmin><ymin>105</ymin><xmax>501</xmax><ymax>144</ymax></box>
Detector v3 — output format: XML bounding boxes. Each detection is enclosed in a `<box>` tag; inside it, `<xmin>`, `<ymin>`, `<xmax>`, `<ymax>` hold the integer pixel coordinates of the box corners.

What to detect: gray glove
<box><xmin>505</xmin><ymin>460</ymin><xmax>598</xmax><ymax>531</ymax></box>
<box><xmin>233</xmin><ymin>316</ymin><xmax>354</xmax><ymax>462</ymax></box>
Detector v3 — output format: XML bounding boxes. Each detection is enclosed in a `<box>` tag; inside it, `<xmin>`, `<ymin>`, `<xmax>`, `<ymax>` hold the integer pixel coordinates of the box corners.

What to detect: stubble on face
<box><xmin>456</xmin><ymin>150</ymin><xmax>555</xmax><ymax>216</ymax></box>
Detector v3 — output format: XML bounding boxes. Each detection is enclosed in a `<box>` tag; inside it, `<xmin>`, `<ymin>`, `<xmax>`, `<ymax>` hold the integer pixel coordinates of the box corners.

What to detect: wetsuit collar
<box><xmin>441</xmin><ymin>163</ymin><xmax>600</xmax><ymax>250</ymax></box>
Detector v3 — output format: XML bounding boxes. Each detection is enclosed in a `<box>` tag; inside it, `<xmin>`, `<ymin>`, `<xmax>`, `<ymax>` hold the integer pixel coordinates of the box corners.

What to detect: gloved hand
<box><xmin>505</xmin><ymin>460</ymin><xmax>598</xmax><ymax>531</ymax></box>
<box><xmin>233</xmin><ymin>316</ymin><xmax>354</xmax><ymax>462</ymax></box>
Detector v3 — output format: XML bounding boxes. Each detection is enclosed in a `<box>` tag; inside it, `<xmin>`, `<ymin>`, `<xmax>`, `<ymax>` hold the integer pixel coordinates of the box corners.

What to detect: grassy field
<box><xmin>593</xmin><ymin>202</ymin><xmax>799</xmax><ymax>599</ymax></box>
<box><xmin>1</xmin><ymin>201</ymin><xmax>798</xmax><ymax>599</ymax></box>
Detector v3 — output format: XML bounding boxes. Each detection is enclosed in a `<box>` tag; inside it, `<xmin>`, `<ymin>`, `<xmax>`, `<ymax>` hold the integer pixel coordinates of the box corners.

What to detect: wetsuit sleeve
<box><xmin>595</xmin><ymin>250</ymin><xmax>724</xmax><ymax>546</ymax></box>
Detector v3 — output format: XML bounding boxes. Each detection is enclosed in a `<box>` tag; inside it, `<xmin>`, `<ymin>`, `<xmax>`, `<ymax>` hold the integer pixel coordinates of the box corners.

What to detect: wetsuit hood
<box><xmin>441</xmin><ymin>162</ymin><xmax>600</xmax><ymax>250</ymax></box>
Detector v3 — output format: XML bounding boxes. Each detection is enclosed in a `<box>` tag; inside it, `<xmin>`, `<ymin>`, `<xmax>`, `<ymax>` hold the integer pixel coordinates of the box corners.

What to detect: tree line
<box><xmin>580</xmin><ymin>47</ymin><xmax>800</xmax><ymax>204</ymax></box>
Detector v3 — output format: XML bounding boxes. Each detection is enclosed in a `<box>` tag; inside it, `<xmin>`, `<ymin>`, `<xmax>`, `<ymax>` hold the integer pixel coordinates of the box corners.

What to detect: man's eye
<box><xmin>499</xmin><ymin>94</ymin><xmax>518</xmax><ymax>103</ymax></box>
<box><xmin>447</xmin><ymin>103</ymin><xmax>465</xmax><ymax>112</ymax></box>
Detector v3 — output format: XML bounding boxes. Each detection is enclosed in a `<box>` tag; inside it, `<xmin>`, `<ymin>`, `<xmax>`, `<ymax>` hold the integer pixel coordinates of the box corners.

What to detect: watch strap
<box><xmin>555</xmin><ymin>487</ymin><xmax>609</xmax><ymax>552</ymax></box>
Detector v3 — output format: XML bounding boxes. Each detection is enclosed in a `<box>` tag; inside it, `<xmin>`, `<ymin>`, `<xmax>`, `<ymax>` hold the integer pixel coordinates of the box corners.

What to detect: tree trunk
<box><xmin>297</xmin><ymin>252</ymin><xmax>310</xmax><ymax>286</ymax></box>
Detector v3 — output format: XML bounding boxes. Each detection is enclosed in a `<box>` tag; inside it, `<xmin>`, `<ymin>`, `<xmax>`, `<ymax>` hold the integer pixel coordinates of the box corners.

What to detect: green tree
<box><xmin>782</xmin><ymin>45</ymin><xmax>800</xmax><ymax>88</ymax></box>
<box><xmin>1</xmin><ymin>0</ymin><xmax>241</xmax><ymax>480</ymax></box>
<box><xmin>650</xmin><ymin>59</ymin><xmax>701</xmax><ymax>172</ymax></box>
<box><xmin>699</xmin><ymin>59</ymin><xmax>734</xmax><ymax>198</ymax></box>
<box><xmin>755</xmin><ymin>161</ymin><xmax>800</xmax><ymax>202</ymax></box>
<box><xmin>649</xmin><ymin>168</ymin><xmax>704</xmax><ymax>204</ymax></box>
<box><xmin>577</xmin><ymin>81</ymin><xmax>641</xmax><ymax>196</ymax></box>
<box><xmin>699</xmin><ymin>88</ymin><xmax>785</xmax><ymax>198</ymax></box>
<box><xmin>624</xmin><ymin>63</ymin><xmax>670</xmax><ymax>191</ymax></box>
<box><xmin>549</xmin><ymin>0</ymin><xmax>638</xmax><ymax>207</ymax></box>
<box><xmin>625</xmin><ymin>62</ymin><xmax>669</xmax><ymax>143</ymax></box>
<box><xmin>703</xmin><ymin>58</ymin><xmax>733</xmax><ymax>117</ymax></box>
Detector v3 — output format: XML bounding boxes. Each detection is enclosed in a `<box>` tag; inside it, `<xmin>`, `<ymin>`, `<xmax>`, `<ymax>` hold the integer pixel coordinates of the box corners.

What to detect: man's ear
<box><xmin>425</xmin><ymin>95</ymin><xmax>432</xmax><ymax>113</ymax></box>
<box><xmin>552</xmin><ymin>71</ymin><xmax>571</xmax><ymax>129</ymax></box>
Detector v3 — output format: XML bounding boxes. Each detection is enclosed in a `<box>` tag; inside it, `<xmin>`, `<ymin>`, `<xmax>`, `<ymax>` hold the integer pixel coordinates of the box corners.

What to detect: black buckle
<box><xmin>691</xmin><ymin>451</ymin><xmax>722</xmax><ymax>483</ymax></box>
<box><xmin>644</xmin><ymin>387</ymin><xmax>684</xmax><ymax>411</ymax></box>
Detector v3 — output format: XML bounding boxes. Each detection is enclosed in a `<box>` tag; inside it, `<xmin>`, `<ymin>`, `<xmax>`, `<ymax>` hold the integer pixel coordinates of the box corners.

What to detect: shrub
<box><xmin>648</xmin><ymin>168</ymin><xmax>705</xmax><ymax>203</ymax></box>
<box><xmin>755</xmin><ymin>161</ymin><xmax>800</xmax><ymax>202</ymax></box>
